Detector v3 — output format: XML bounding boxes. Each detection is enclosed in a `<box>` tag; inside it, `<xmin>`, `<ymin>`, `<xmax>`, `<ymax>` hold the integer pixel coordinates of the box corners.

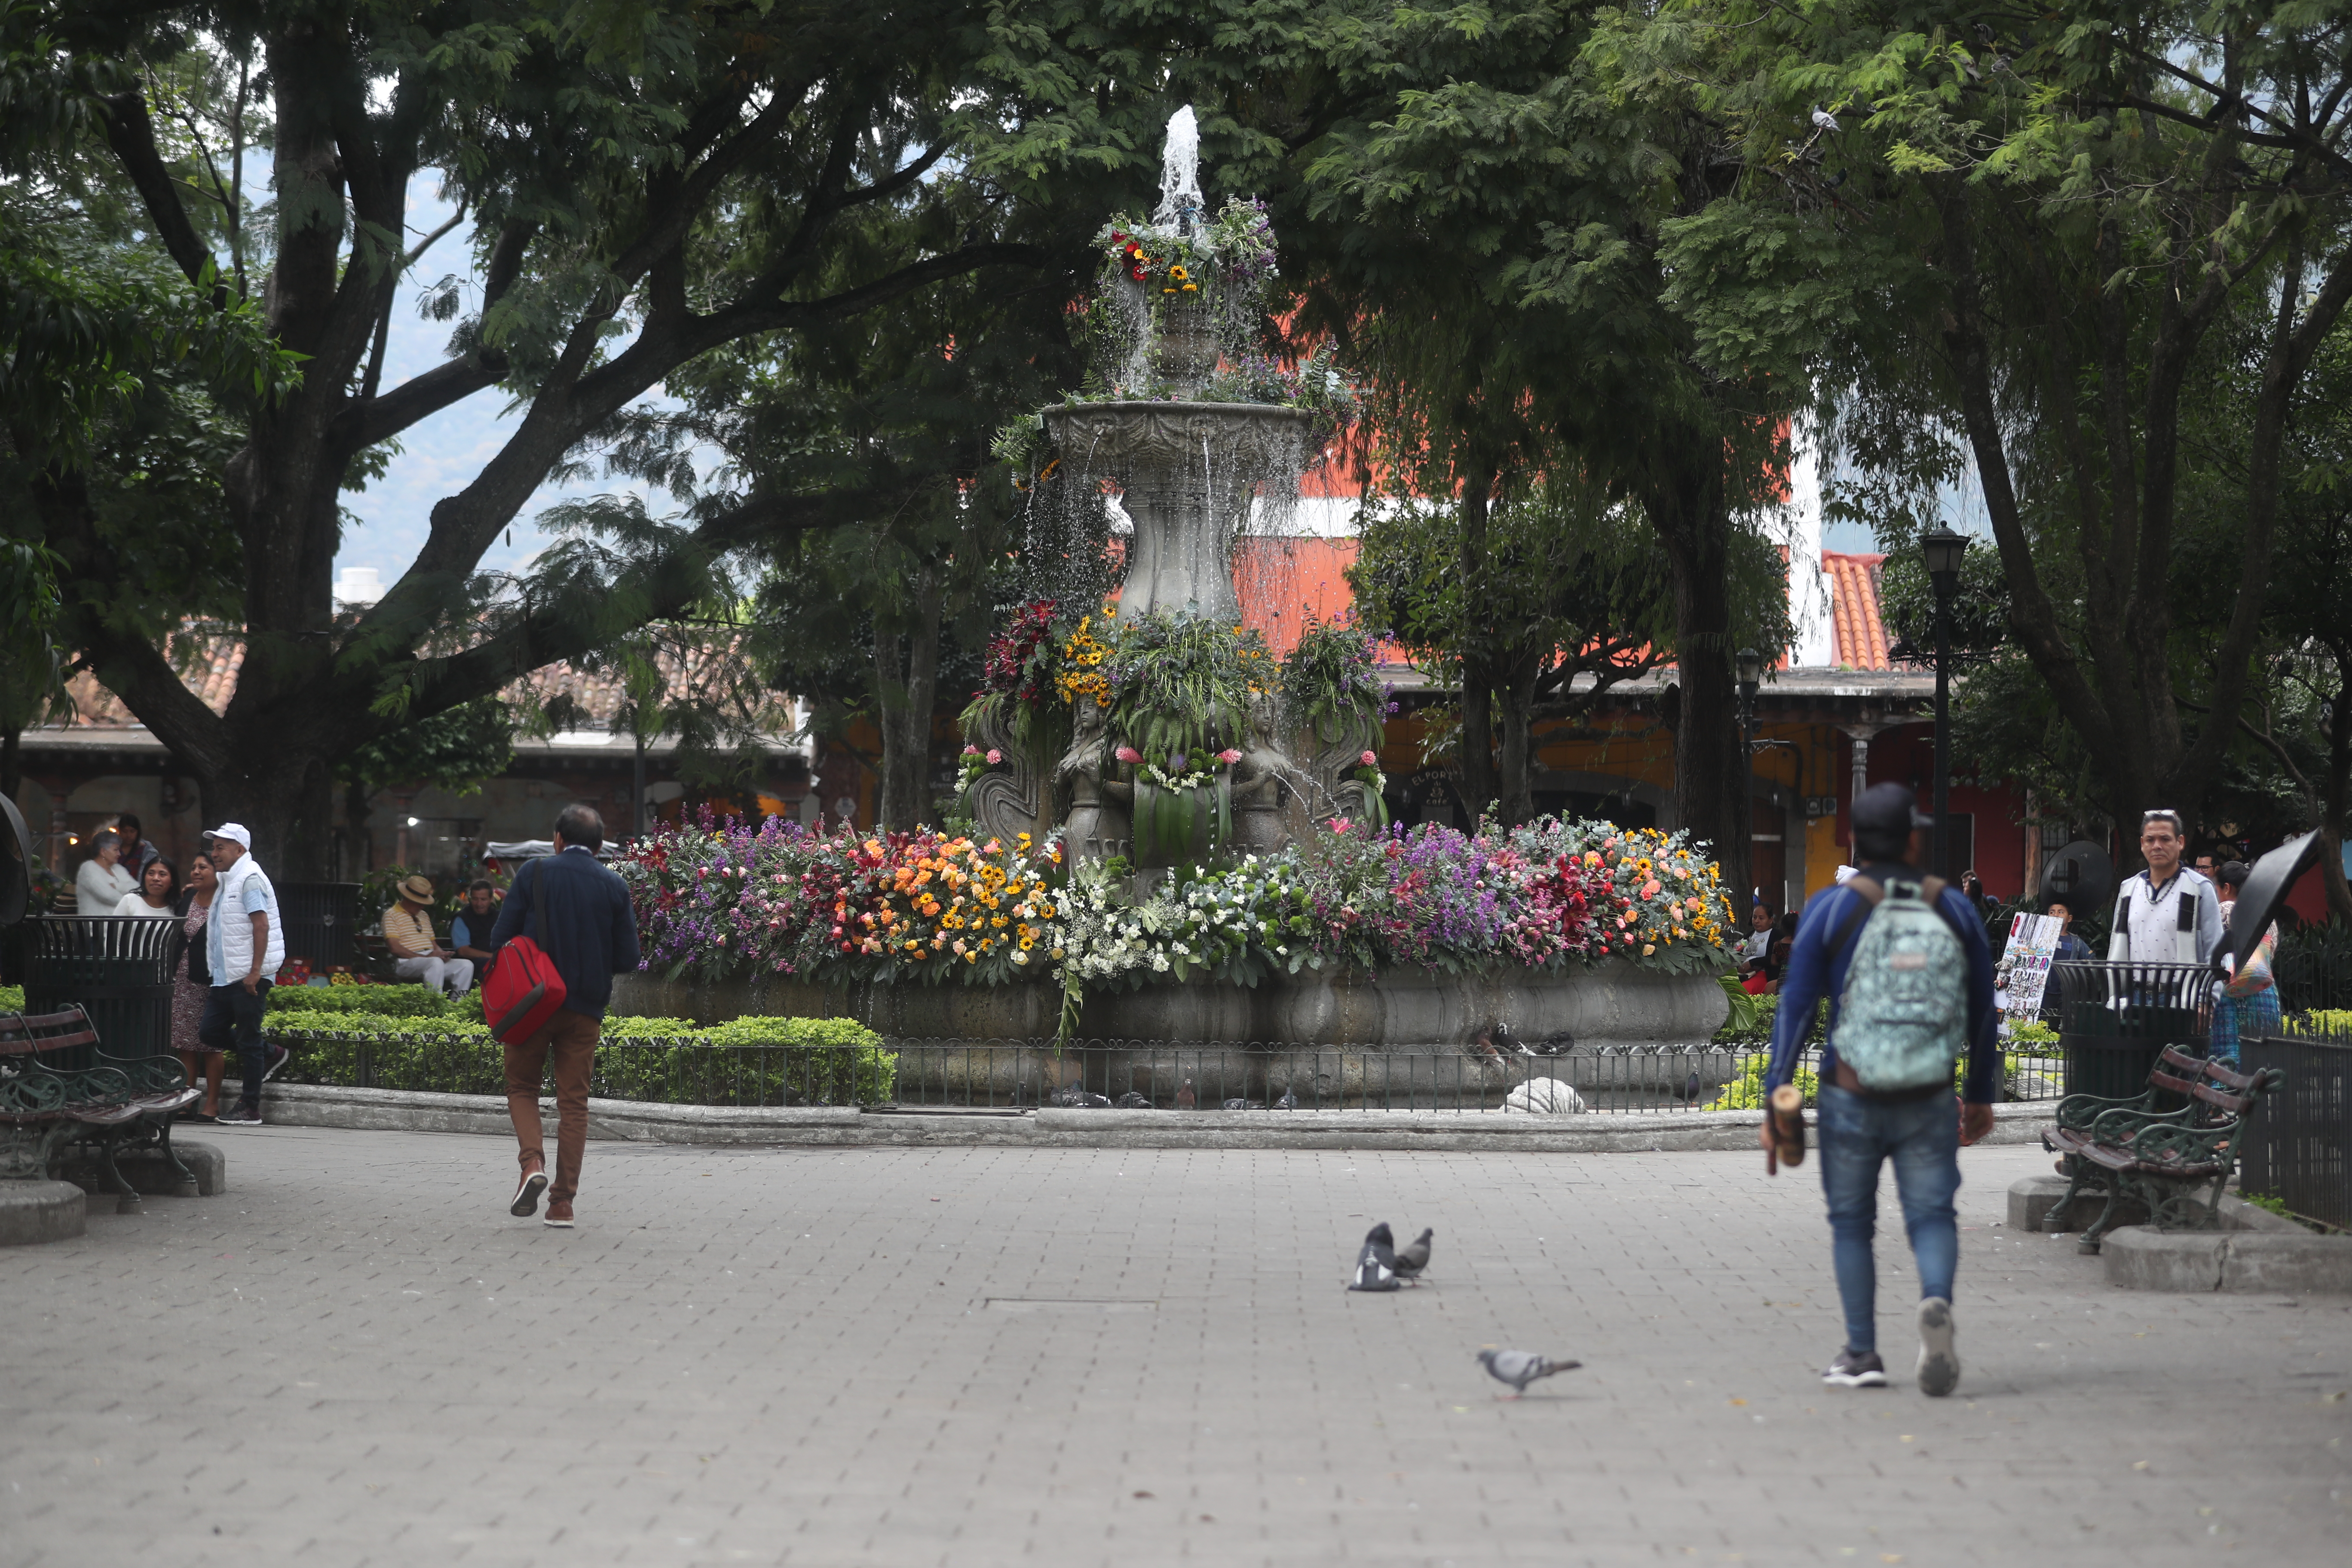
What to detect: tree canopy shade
<box><xmin>9</xmin><ymin>0</ymin><xmax>1055</xmax><ymax>873</ymax></box>
<box><xmin>1620</xmin><ymin>0</ymin><xmax>2352</xmax><ymax>885</ymax></box>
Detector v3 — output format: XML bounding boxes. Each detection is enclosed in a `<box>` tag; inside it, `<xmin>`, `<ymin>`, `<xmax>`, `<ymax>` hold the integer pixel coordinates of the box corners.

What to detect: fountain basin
<box><xmin>609</xmin><ymin>961</ymin><xmax>1728</xmax><ymax>1053</ymax></box>
<box><xmin>1043</xmin><ymin>401</ymin><xmax>1320</xmax><ymax>623</ymax></box>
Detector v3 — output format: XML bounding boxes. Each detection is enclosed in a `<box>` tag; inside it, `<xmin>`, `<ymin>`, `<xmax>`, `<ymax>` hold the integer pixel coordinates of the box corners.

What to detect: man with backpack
<box><xmin>1764</xmin><ymin>783</ymin><xmax>2000</xmax><ymax>1396</ymax></box>
<box><xmin>485</xmin><ymin>804</ymin><xmax>640</xmax><ymax>1228</ymax></box>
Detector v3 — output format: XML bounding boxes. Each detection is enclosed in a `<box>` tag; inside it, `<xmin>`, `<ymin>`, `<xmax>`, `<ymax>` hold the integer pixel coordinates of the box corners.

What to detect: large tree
<box><xmin>18</xmin><ymin>0</ymin><xmax>1053</xmax><ymax>873</ymax></box>
<box><xmin>1632</xmin><ymin>0</ymin><xmax>2352</xmax><ymax>877</ymax></box>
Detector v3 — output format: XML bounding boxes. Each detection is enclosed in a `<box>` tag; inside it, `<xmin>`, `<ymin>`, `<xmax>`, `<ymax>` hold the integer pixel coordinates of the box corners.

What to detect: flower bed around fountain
<box><xmin>611</xmin><ymin>813</ymin><xmax>1735</xmax><ymax>1050</ymax></box>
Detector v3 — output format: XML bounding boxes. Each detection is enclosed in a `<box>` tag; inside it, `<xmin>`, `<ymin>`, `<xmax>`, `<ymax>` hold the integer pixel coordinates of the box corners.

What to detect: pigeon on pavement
<box><xmin>1113</xmin><ymin>1091</ymin><xmax>1152</xmax><ymax>1108</ymax></box>
<box><xmin>1175</xmin><ymin>1079</ymin><xmax>1196</xmax><ymax>1110</ymax></box>
<box><xmin>1221</xmin><ymin>1096</ymin><xmax>1251</xmax><ymax>1110</ymax></box>
<box><xmin>1048</xmin><ymin>1085</ymin><xmax>1111</xmax><ymax>1108</ymax></box>
<box><xmin>1273</xmin><ymin>1087</ymin><xmax>1298</xmax><ymax>1110</ymax></box>
<box><xmin>1348</xmin><ymin>1222</ymin><xmax>1401</xmax><ymax>1292</ymax></box>
<box><xmin>1476</xmin><ymin>1348</ymin><xmax>1581</xmax><ymax>1397</ymax></box>
<box><xmin>1672</xmin><ymin>1069</ymin><xmax>1703</xmax><ymax>1104</ymax></box>
<box><xmin>1393</xmin><ymin>1227</ymin><xmax>1433</xmax><ymax>1283</ymax></box>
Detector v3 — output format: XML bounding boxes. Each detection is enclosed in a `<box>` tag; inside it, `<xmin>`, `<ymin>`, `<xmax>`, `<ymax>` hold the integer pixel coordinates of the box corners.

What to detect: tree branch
<box><xmin>99</xmin><ymin>89</ymin><xmax>221</xmax><ymax>301</ymax></box>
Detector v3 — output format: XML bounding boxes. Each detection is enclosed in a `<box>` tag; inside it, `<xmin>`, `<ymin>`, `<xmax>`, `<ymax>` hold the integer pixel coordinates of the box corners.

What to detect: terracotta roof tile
<box><xmin>1821</xmin><ymin>552</ymin><xmax>1892</xmax><ymax>669</ymax></box>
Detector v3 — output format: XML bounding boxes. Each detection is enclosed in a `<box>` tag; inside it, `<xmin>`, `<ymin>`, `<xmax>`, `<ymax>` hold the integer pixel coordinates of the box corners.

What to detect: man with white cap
<box><xmin>197</xmin><ymin>823</ymin><xmax>288</xmax><ymax>1126</ymax></box>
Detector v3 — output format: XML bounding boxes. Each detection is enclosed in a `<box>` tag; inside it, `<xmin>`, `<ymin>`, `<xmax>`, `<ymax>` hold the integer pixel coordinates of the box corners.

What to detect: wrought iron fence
<box><xmin>245</xmin><ymin>1029</ymin><xmax>2066</xmax><ymax>1115</ymax></box>
<box><xmin>2239</xmin><ymin>1022</ymin><xmax>2352</xmax><ymax>1231</ymax></box>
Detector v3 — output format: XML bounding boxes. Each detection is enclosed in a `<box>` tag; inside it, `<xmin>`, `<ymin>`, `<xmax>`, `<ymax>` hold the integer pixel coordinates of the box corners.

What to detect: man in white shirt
<box><xmin>197</xmin><ymin>824</ymin><xmax>288</xmax><ymax>1126</ymax></box>
<box><xmin>2109</xmin><ymin>810</ymin><xmax>2222</xmax><ymax>966</ymax></box>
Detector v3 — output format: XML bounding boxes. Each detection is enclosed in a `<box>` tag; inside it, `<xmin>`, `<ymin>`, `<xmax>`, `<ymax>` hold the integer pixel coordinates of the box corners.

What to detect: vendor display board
<box><xmin>1997</xmin><ymin>912</ymin><xmax>2064</xmax><ymax>1035</ymax></box>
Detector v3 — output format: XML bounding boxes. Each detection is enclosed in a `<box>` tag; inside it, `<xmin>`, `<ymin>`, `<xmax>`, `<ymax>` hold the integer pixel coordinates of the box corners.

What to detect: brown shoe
<box><xmin>510</xmin><ymin>1158</ymin><xmax>549</xmax><ymax>1217</ymax></box>
<box><xmin>542</xmin><ymin>1199</ymin><xmax>574</xmax><ymax>1229</ymax></box>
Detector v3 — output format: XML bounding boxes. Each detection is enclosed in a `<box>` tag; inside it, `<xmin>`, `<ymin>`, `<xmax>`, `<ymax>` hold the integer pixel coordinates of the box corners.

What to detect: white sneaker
<box><xmin>1916</xmin><ymin>1297</ymin><xmax>1959</xmax><ymax>1396</ymax></box>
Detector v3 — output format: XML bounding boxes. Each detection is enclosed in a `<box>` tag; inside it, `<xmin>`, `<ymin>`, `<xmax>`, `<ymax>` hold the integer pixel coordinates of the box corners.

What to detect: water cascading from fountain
<box><xmin>971</xmin><ymin>106</ymin><xmax>1374</xmax><ymax>868</ymax></box>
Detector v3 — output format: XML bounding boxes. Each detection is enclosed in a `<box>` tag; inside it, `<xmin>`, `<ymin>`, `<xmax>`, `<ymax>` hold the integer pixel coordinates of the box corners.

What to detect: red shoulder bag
<box><xmin>483</xmin><ymin>860</ymin><xmax>568</xmax><ymax>1044</ymax></box>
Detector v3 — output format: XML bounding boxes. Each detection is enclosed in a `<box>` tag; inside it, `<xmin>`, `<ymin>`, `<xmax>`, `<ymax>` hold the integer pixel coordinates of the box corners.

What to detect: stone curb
<box><xmin>243</xmin><ymin>1081</ymin><xmax>2054</xmax><ymax>1154</ymax></box>
<box><xmin>2103</xmin><ymin>1225</ymin><xmax>2352</xmax><ymax>1294</ymax></box>
<box><xmin>0</xmin><ymin>1180</ymin><xmax>86</xmax><ymax>1246</ymax></box>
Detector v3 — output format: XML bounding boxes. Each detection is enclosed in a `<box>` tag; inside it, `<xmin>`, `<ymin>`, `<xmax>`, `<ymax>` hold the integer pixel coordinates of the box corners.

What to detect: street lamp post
<box><xmin>1921</xmin><ymin>527</ymin><xmax>1970</xmax><ymax>879</ymax></box>
<box><xmin>1736</xmin><ymin>647</ymin><xmax>1762</xmax><ymax>903</ymax></box>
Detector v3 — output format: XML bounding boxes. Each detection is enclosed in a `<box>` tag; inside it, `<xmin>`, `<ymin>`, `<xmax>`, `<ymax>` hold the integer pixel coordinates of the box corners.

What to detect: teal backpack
<box><xmin>1830</xmin><ymin>876</ymin><xmax>1968</xmax><ymax>1092</ymax></box>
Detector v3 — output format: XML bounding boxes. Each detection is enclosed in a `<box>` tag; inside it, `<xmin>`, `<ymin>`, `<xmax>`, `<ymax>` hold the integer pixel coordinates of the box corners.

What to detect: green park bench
<box><xmin>2042</xmin><ymin>1044</ymin><xmax>2283</xmax><ymax>1254</ymax></box>
<box><xmin>0</xmin><ymin>1006</ymin><xmax>201</xmax><ymax>1204</ymax></box>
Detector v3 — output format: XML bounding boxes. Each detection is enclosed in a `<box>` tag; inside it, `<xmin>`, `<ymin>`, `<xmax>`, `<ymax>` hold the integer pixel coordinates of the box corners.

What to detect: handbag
<box><xmin>482</xmin><ymin>860</ymin><xmax>569</xmax><ymax>1044</ymax></box>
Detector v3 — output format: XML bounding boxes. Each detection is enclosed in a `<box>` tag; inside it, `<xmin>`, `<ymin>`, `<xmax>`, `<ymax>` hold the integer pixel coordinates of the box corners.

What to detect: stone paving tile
<box><xmin>1</xmin><ymin>1127</ymin><xmax>2347</xmax><ymax>1568</ymax></box>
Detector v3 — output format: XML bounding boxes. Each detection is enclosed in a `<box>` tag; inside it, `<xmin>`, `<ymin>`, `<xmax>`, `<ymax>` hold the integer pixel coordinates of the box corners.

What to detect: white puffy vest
<box><xmin>213</xmin><ymin>856</ymin><xmax>286</xmax><ymax>983</ymax></box>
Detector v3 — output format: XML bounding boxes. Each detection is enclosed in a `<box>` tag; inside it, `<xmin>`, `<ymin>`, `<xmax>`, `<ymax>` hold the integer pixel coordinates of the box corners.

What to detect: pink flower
<box><xmin>1641</xmin><ymin>879</ymin><xmax>1662</xmax><ymax>898</ymax></box>
<box><xmin>1328</xmin><ymin>818</ymin><xmax>1353</xmax><ymax>834</ymax></box>
<box><xmin>985</xmin><ymin>749</ymin><xmax>1003</xmax><ymax>765</ymax></box>
<box><xmin>1216</xmin><ymin>748</ymin><xmax>1243</xmax><ymax>765</ymax></box>
<box><xmin>1360</xmin><ymin>750</ymin><xmax>1377</xmax><ymax>766</ymax></box>
<box><xmin>962</xmin><ymin>744</ymin><xmax>981</xmax><ymax>756</ymax></box>
<box><xmin>1115</xmin><ymin>745</ymin><xmax>1142</xmax><ymax>764</ymax></box>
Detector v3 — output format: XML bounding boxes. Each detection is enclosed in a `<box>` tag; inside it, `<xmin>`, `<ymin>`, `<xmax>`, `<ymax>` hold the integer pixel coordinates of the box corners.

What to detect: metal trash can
<box><xmin>23</xmin><ymin>916</ymin><xmax>181</xmax><ymax>1066</ymax></box>
<box><xmin>276</xmin><ymin>882</ymin><xmax>362</xmax><ymax>970</ymax></box>
<box><xmin>2052</xmin><ymin>959</ymin><xmax>2214</xmax><ymax>1102</ymax></box>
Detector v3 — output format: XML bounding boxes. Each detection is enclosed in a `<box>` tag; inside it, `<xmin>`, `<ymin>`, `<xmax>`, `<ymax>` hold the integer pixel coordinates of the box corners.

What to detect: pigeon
<box><xmin>1393</xmin><ymin>1227</ymin><xmax>1433</xmax><ymax>1283</ymax></box>
<box><xmin>1009</xmin><ymin>1081</ymin><xmax>1039</xmax><ymax>1107</ymax></box>
<box><xmin>1048</xmin><ymin>1085</ymin><xmax>1111</xmax><ymax>1108</ymax></box>
<box><xmin>1221</xmin><ymin>1096</ymin><xmax>1252</xmax><ymax>1111</ymax></box>
<box><xmin>1272</xmin><ymin>1087</ymin><xmax>1298</xmax><ymax>1111</ymax></box>
<box><xmin>1491</xmin><ymin>1022</ymin><xmax>1524</xmax><ymax>1056</ymax></box>
<box><xmin>1470</xmin><ymin>1029</ymin><xmax>1502</xmax><ymax>1064</ymax></box>
<box><xmin>1531</xmin><ymin>1030</ymin><xmax>1576</xmax><ymax>1057</ymax></box>
<box><xmin>1348</xmin><ymin>1222</ymin><xmax>1401</xmax><ymax>1292</ymax></box>
<box><xmin>1811</xmin><ymin>105</ymin><xmax>1840</xmax><ymax>133</ymax></box>
<box><xmin>1113</xmin><ymin>1091</ymin><xmax>1152</xmax><ymax>1109</ymax></box>
<box><xmin>1476</xmin><ymin>1348</ymin><xmax>1581</xmax><ymax>1398</ymax></box>
<box><xmin>1175</xmin><ymin>1078</ymin><xmax>1196</xmax><ymax>1110</ymax></box>
<box><xmin>1673</xmin><ymin>1069</ymin><xmax>1703</xmax><ymax>1104</ymax></box>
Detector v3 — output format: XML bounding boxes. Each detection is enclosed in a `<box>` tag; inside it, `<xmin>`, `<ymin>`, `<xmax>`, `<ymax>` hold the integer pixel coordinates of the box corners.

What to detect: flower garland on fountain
<box><xmin>621</xmin><ymin>808</ymin><xmax>1736</xmax><ymax>990</ymax></box>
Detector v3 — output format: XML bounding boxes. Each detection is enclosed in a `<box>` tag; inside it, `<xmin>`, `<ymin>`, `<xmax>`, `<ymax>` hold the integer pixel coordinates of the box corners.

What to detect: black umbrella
<box><xmin>2038</xmin><ymin>839</ymin><xmax>2115</xmax><ymax>920</ymax></box>
<box><xmin>2222</xmin><ymin>830</ymin><xmax>2322</xmax><ymax>977</ymax></box>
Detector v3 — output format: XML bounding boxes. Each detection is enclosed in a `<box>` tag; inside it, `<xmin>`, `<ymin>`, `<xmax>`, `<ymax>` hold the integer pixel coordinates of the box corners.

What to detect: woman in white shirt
<box><xmin>74</xmin><ymin>830</ymin><xmax>139</xmax><ymax>914</ymax></box>
<box><xmin>114</xmin><ymin>858</ymin><xmax>178</xmax><ymax>918</ymax></box>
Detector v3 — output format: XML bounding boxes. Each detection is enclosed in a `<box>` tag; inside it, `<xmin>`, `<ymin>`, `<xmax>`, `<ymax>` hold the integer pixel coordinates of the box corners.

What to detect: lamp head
<box><xmin>1921</xmin><ymin>526</ymin><xmax>1969</xmax><ymax>591</ymax></box>
<box><xmin>1736</xmin><ymin>646</ymin><xmax>1764</xmax><ymax>693</ymax></box>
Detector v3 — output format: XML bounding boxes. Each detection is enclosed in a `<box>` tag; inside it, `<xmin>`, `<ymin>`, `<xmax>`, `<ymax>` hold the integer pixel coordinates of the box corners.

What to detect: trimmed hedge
<box><xmin>0</xmin><ymin>984</ymin><xmax>22</xmax><ymax>1012</ymax></box>
<box><xmin>266</xmin><ymin>983</ymin><xmax>451</xmax><ymax>1017</ymax></box>
<box><xmin>261</xmin><ymin>1009</ymin><xmax>896</xmax><ymax>1106</ymax></box>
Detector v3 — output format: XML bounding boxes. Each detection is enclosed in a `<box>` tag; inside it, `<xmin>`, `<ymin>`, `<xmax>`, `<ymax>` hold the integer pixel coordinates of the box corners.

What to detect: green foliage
<box><xmin>1102</xmin><ymin>610</ymin><xmax>1274</xmax><ymax>767</ymax></box>
<box><xmin>266</xmin><ymin>984</ymin><xmax>450</xmax><ymax>1019</ymax></box>
<box><xmin>1709</xmin><ymin>1055</ymin><xmax>1816</xmax><ymax>1112</ymax></box>
<box><xmin>263</xmin><ymin>1009</ymin><xmax>896</xmax><ymax>1106</ymax></box>
<box><xmin>342</xmin><ymin>699</ymin><xmax>515</xmax><ymax>798</ymax></box>
<box><xmin>1278</xmin><ymin>617</ymin><xmax>1384</xmax><ymax>746</ymax></box>
<box><xmin>0</xmin><ymin>984</ymin><xmax>22</xmax><ymax>1012</ymax></box>
<box><xmin>1713</xmin><ymin>973</ymin><xmax>1772</xmax><ymax>1044</ymax></box>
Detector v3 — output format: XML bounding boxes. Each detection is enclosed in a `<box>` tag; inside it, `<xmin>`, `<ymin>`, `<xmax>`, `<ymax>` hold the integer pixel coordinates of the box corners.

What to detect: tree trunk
<box><xmin>2322</xmin><ymin>648</ymin><xmax>2352</xmax><ymax>927</ymax></box>
<box><xmin>1493</xmin><ymin>647</ymin><xmax>1544</xmax><ymax>830</ymax></box>
<box><xmin>1645</xmin><ymin>454</ymin><xmax>1746</xmax><ymax>897</ymax></box>
<box><xmin>1</xmin><ymin>727</ymin><xmax>18</xmax><ymax>803</ymax></box>
<box><xmin>1455</xmin><ymin>470</ymin><xmax>1500</xmax><ymax>822</ymax></box>
<box><xmin>873</xmin><ymin>571</ymin><xmax>944</xmax><ymax>832</ymax></box>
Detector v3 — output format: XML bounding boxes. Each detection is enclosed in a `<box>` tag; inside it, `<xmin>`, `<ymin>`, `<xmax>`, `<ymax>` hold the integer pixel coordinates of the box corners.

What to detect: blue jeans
<box><xmin>1817</xmin><ymin>1084</ymin><xmax>1961</xmax><ymax>1354</ymax></box>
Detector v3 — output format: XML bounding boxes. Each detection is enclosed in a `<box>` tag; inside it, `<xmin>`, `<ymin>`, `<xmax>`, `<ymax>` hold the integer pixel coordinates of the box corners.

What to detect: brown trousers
<box><xmin>504</xmin><ymin>1008</ymin><xmax>599</xmax><ymax>1202</ymax></box>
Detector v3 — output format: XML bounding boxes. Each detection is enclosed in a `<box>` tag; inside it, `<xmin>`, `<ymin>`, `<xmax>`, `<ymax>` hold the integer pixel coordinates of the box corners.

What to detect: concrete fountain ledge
<box><xmin>239</xmin><ymin>1084</ymin><xmax>2054</xmax><ymax>1155</ymax></box>
<box><xmin>610</xmin><ymin>960</ymin><xmax>1731</xmax><ymax>1050</ymax></box>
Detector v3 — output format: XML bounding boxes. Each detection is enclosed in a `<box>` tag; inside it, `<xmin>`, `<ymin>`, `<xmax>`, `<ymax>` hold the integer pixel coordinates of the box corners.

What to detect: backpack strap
<box><xmin>1825</xmin><ymin>874</ymin><xmax>1957</xmax><ymax>965</ymax></box>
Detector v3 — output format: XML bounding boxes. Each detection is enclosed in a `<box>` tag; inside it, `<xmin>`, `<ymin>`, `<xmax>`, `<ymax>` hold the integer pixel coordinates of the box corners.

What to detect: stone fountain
<box><xmin>612</xmin><ymin>110</ymin><xmax>1731</xmax><ymax>1095</ymax></box>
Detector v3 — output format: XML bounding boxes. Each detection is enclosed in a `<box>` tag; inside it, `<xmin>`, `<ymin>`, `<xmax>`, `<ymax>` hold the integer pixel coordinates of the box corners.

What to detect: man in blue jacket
<box><xmin>1764</xmin><ymin>783</ymin><xmax>2000</xmax><ymax>1395</ymax></box>
<box><xmin>489</xmin><ymin>804</ymin><xmax>642</xmax><ymax>1228</ymax></box>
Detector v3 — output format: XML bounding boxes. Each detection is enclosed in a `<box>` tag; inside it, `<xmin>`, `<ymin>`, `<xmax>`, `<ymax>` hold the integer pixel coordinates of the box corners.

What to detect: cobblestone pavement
<box><xmin>2</xmin><ymin>1128</ymin><xmax>2346</xmax><ymax>1568</ymax></box>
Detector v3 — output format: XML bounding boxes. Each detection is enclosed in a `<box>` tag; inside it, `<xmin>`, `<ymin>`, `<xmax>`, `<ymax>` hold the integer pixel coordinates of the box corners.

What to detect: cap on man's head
<box><xmin>398</xmin><ymin>874</ymin><xmax>435</xmax><ymax>904</ymax></box>
<box><xmin>202</xmin><ymin>823</ymin><xmax>251</xmax><ymax>849</ymax></box>
<box><xmin>1851</xmin><ymin>782</ymin><xmax>1933</xmax><ymax>839</ymax></box>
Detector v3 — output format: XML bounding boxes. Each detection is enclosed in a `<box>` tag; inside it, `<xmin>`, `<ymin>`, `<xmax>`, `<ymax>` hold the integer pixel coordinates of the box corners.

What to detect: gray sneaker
<box><xmin>1822</xmin><ymin>1348</ymin><xmax>1887</xmax><ymax>1387</ymax></box>
<box><xmin>1916</xmin><ymin>1298</ymin><xmax>1959</xmax><ymax>1396</ymax></box>
<box><xmin>218</xmin><ymin>1103</ymin><xmax>263</xmax><ymax>1126</ymax></box>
